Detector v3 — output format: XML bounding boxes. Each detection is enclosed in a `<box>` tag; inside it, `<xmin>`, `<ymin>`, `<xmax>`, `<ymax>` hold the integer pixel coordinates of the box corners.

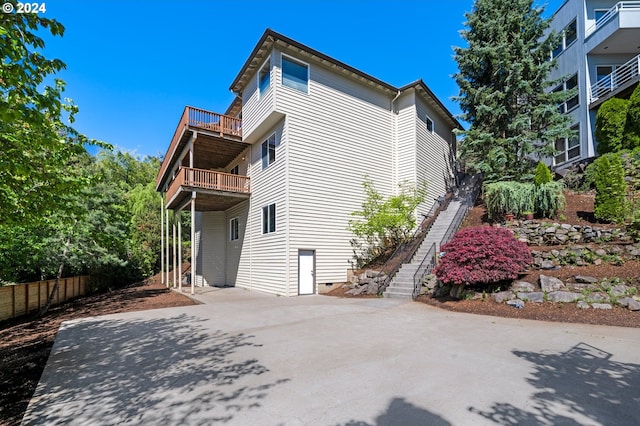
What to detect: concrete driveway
<box><xmin>22</xmin><ymin>287</ymin><xmax>640</xmax><ymax>425</ymax></box>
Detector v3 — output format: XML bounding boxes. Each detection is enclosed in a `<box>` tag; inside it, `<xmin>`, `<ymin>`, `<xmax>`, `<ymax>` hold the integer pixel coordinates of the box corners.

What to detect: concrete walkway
<box><xmin>23</xmin><ymin>287</ymin><xmax>640</xmax><ymax>425</ymax></box>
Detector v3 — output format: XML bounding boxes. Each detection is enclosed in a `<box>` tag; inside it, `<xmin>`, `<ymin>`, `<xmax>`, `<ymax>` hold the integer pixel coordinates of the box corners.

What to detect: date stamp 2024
<box><xmin>2</xmin><ymin>2</ymin><xmax>47</xmax><ymax>14</ymax></box>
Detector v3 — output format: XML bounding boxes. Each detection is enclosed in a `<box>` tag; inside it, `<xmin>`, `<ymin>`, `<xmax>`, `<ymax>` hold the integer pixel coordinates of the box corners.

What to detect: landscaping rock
<box><xmin>586</xmin><ymin>292</ymin><xmax>609</xmax><ymax>303</ymax></box>
<box><xmin>449</xmin><ymin>284</ymin><xmax>466</xmax><ymax>299</ymax></box>
<box><xmin>618</xmin><ymin>297</ymin><xmax>635</xmax><ymax>308</ymax></box>
<box><xmin>540</xmin><ymin>275</ymin><xmax>564</xmax><ymax>292</ymax></box>
<box><xmin>345</xmin><ymin>286</ymin><xmax>366</xmax><ymax>296</ymax></box>
<box><xmin>592</xmin><ymin>303</ymin><xmax>613</xmax><ymax>310</ymax></box>
<box><xmin>577</xmin><ymin>301</ymin><xmax>590</xmax><ymax>309</ymax></box>
<box><xmin>507</xmin><ymin>299</ymin><xmax>525</xmax><ymax>309</ymax></box>
<box><xmin>540</xmin><ymin>260</ymin><xmax>556</xmax><ymax>270</ymax></box>
<box><xmin>518</xmin><ymin>292</ymin><xmax>543</xmax><ymax>302</ymax></box>
<box><xmin>610</xmin><ymin>285</ymin><xmax>628</xmax><ymax>298</ymax></box>
<box><xmin>510</xmin><ymin>281</ymin><xmax>535</xmax><ymax>293</ymax></box>
<box><xmin>491</xmin><ymin>291</ymin><xmax>515</xmax><ymax>303</ymax></box>
<box><xmin>574</xmin><ymin>275</ymin><xmax>598</xmax><ymax>284</ymax></box>
<box><xmin>365</xmin><ymin>281</ymin><xmax>380</xmax><ymax>295</ymax></box>
<box><xmin>547</xmin><ymin>291</ymin><xmax>581</xmax><ymax>303</ymax></box>
<box><xmin>627</xmin><ymin>300</ymin><xmax>640</xmax><ymax>311</ymax></box>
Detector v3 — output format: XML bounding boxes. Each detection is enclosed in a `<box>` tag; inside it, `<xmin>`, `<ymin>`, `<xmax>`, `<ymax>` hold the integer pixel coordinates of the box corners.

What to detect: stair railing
<box><xmin>375</xmin><ymin>193</ymin><xmax>453</xmax><ymax>295</ymax></box>
<box><xmin>411</xmin><ymin>174</ymin><xmax>483</xmax><ymax>300</ymax></box>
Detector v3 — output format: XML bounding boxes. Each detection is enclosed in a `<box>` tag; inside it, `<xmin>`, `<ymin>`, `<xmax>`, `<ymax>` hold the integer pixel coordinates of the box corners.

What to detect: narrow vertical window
<box><xmin>282</xmin><ymin>56</ymin><xmax>309</xmax><ymax>93</ymax></box>
<box><xmin>230</xmin><ymin>165</ymin><xmax>239</xmax><ymax>175</ymax></box>
<box><xmin>258</xmin><ymin>57</ymin><xmax>271</xmax><ymax>95</ymax></box>
<box><xmin>261</xmin><ymin>133</ymin><xmax>276</xmax><ymax>169</ymax></box>
<box><xmin>230</xmin><ymin>217</ymin><xmax>239</xmax><ymax>241</ymax></box>
<box><xmin>262</xmin><ymin>203</ymin><xmax>276</xmax><ymax>234</ymax></box>
<box><xmin>426</xmin><ymin>115</ymin><xmax>434</xmax><ymax>133</ymax></box>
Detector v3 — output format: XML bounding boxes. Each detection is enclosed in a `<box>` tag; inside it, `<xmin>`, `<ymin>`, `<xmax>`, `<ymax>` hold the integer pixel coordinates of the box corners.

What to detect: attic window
<box><xmin>258</xmin><ymin>57</ymin><xmax>271</xmax><ymax>95</ymax></box>
<box><xmin>426</xmin><ymin>115</ymin><xmax>434</xmax><ymax>133</ymax></box>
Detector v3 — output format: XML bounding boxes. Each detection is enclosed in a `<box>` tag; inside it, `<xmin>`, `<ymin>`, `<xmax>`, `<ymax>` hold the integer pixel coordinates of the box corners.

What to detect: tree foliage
<box><xmin>533</xmin><ymin>161</ymin><xmax>553</xmax><ymax>186</ymax></box>
<box><xmin>594</xmin><ymin>153</ymin><xmax>628</xmax><ymax>223</ymax></box>
<box><xmin>348</xmin><ymin>178</ymin><xmax>425</xmax><ymax>268</ymax></box>
<box><xmin>484</xmin><ymin>180</ymin><xmax>564</xmax><ymax>219</ymax></box>
<box><xmin>453</xmin><ymin>0</ymin><xmax>574</xmax><ymax>182</ymax></box>
<box><xmin>595</xmin><ymin>97</ymin><xmax>628</xmax><ymax>155</ymax></box>
<box><xmin>434</xmin><ymin>227</ymin><xmax>532</xmax><ymax>286</ymax></box>
<box><xmin>623</xmin><ymin>84</ymin><xmax>640</xmax><ymax>150</ymax></box>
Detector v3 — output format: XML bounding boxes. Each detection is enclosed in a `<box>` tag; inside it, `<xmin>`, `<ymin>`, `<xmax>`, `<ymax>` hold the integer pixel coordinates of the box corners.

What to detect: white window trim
<box><xmin>426</xmin><ymin>115</ymin><xmax>435</xmax><ymax>134</ymax></box>
<box><xmin>262</xmin><ymin>203</ymin><xmax>276</xmax><ymax>235</ymax></box>
<box><xmin>261</xmin><ymin>132</ymin><xmax>276</xmax><ymax>170</ymax></box>
<box><xmin>229</xmin><ymin>217</ymin><xmax>239</xmax><ymax>241</ymax></box>
<box><xmin>258</xmin><ymin>56</ymin><xmax>271</xmax><ymax>97</ymax></box>
<box><xmin>281</xmin><ymin>53</ymin><xmax>310</xmax><ymax>94</ymax></box>
<box><xmin>551</xmin><ymin>18</ymin><xmax>577</xmax><ymax>59</ymax></box>
<box><xmin>555</xmin><ymin>124</ymin><xmax>580</xmax><ymax>165</ymax></box>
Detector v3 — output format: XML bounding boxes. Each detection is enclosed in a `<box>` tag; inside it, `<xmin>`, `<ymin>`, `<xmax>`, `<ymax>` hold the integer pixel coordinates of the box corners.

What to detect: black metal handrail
<box><xmin>375</xmin><ymin>193</ymin><xmax>453</xmax><ymax>295</ymax></box>
<box><xmin>411</xmin><ymin>242</ymin><xmax>436</xmax><ymax>299</ymax></box>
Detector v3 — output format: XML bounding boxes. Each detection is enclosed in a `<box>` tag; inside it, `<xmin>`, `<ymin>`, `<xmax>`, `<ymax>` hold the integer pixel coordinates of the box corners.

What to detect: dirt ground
<box><xmin>0</xmin><ymin>275</ymin><xmax>197</xmax><ymax>426</ymax></box>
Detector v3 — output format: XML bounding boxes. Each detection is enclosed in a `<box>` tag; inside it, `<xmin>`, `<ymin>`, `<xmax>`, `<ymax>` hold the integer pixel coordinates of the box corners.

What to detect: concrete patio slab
<box><xmin>22</xmin><ymin>287</ymin><xmax>640</xmax><ymax>425</ymax></box>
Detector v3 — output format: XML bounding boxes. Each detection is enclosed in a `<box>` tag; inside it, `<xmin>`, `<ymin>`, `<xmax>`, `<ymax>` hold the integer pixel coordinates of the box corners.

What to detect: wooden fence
<box><xmin>0</xmin><ymin>276</ymin><xmax>89</xmax><ymax>322</ymax></box>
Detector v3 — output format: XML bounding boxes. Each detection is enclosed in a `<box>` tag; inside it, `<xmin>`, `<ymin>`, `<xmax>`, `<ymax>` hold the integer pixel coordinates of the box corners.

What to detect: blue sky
<box><xmin>41</xmin><ymin>0</ymin><xmax>565</xmax><ymax>158</ymax></box>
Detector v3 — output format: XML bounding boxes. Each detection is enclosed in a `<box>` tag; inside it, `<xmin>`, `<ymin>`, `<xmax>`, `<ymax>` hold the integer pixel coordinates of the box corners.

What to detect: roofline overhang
<box><xmin>399</xmin><ymin>79</ymin><xmax>464</xmax><ymax>131</ymax></box>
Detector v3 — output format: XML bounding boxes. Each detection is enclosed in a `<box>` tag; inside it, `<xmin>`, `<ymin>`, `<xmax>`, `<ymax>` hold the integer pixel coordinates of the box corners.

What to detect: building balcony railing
<box><xmin>156</xmin><ymin>107</ymin><xmax>243</xmax><ymax>189</ymax></box>
<box><xmin>589</xmin><ymin>53</ymin><xmax>640</xmax><ymax>104</ymax></box>
<box><xmin>166</xmin><ymin>167</ymin><xmax>250</xmax><ymax>209</ymax></box>
<box><xmin>586</xmin><ymin>1</ymin><xmax>640</xmax><ymax>36</ymax></box>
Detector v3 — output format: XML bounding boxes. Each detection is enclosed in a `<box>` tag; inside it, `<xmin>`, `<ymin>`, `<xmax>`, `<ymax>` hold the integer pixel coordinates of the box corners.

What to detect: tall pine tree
<box><xmin>454</xmin><ymin>0</ymin><xmax>574</xmax><ymax>182</ymax></box>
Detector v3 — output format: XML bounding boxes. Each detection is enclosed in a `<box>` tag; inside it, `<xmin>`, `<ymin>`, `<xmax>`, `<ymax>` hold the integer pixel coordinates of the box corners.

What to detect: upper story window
<box><xmin>258</xmin><ymin>57</ymin><xmax>271</xmax><ymax>95</ymax></box>
<box><xmin>426</xmin><ymin>115</ymin><xmax>434</xmax><ymax>133</ymax></box>
<box><xmin>555</xmin><ymin>124</ymin><xmax>580</xmax><ymax>165</ymax></box>
<box><xmin>261</xmin><ymin>133</ymin><xmax>276</xmax><ymax>169</ymax></box>
<box><xmin>553</xmin><ymin>74</ymin><xmax>579</xmax><ymax>114</ymax></box>
<box><xmin>552</xmin><ymin>19</ymin><xmax>577</xmax><ymax>58</ymax></box>
<box><xmin>230</xmin><ymin>217</ymin><xmax>239</xmax><ymax>241</ymax></box>
<box><xmin>282</xmin><ymin>55</ymin><xmax>309</xmax><ymax>93</ymax></box>
<box><xmin>230</xmin><ymin>165</ymin><xmax>239</xmax><ymax>175</ymax></box>
<box><xmin>262</xmin><ymin>203</ymin><xmax>276</xmax><ymax>234</ymax></box>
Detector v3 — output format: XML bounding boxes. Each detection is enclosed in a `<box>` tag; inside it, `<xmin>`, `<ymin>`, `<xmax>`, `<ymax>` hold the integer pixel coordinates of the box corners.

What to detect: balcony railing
<box><xmin>586</xmin><ymin>1</ymin><xmax>640</xmax><ymax>36</ymax></box>
<box><xmin>166</xmin><ymin>167</ymin><xmax>250</xmax><ymax>206</ymax></box>
<box><xmin>589</xmin><ymin>53</ymin><xmax>640</xmax><ymax>104</ymax></box>
<box><xmin>157</xmin><ymin>107</ymin><xmax>243</xmax><ymax>189</ymax></box>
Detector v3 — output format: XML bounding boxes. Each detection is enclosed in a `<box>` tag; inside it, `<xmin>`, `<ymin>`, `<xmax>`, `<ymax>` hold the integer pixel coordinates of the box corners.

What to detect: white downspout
<box><xmin>391</xmin><ymin>90</ymin><xmax>401</xmax><ymax>193</ymax></box>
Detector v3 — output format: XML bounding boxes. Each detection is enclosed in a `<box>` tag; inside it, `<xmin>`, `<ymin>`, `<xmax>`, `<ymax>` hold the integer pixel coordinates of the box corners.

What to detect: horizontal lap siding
<box><xmin>244</xmin><ymin>119</ymin><xmax>288</xmax><ymax>295</ymax></box>
<box><xmin>278</xmin><ymin>53</ymin><xmax>394</xmax><ymax>286</ymax></box>
<box><xmin>225</xmin><ymin>200</ymin><xmax>249</xmax><ymax>286</ymax></box>
<box><xmin>200</xmin><ymin>212</ymin><xmax>226</xmax><ymax>286</ymax></box>
<box><xmin>415</xmin><ymin>97</ymin><xmax>454</xmax><ymax>218</ymax></box>
<box><xmin>395</xmin><ymin>93</ymin><xmax>417</xmax><ymax>189</ymax></box>
<box><xmin>242</xmin><ymin>50</ymin><xmax>276</xmax><ymax>139</ymax></box>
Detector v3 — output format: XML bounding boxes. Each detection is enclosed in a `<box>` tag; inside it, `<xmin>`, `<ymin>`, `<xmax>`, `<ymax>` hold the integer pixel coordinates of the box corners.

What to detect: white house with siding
<box><xmin>156</xmin><ymin>29</ymin><xmax>461</xmax><ymax>296</ymax></box>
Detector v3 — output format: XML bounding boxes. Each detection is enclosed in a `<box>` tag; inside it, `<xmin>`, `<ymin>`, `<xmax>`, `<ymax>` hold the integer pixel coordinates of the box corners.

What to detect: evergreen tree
<box><xmin>454</xmin><ymin>0</ymin><xmax>574</xmax><ymax>182</ymax></box>
<box><xmin>623</xmin><ymin>84</ymin><xmax>640</xmax><ymax>150</ymax></box>
<box><xmin>594</xmin><ymin>153</ymin><xmax>627</xmax><ymax>223</ymax></box>
<box><xmin>595</xmin><ymin>97</ymin><xmax>628</xmax><ymax>154</ymax></box>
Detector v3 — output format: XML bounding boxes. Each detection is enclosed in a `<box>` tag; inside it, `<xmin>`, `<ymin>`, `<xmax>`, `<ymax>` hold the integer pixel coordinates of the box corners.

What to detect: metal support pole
<box><xmin>178</xmin><ymin>209</ymin><xmax>183</xmax><ymax>292</ymax></box>
<box><xmin>173</xmin><ymin>216</ymin><xmax>177</xmax><ymax>289</ymax></box>
<box><xmin>191</xmin><ymin>196</ymin><xmax>196</xmax><ymax>295</ymax></box>
<box><xmin>166</xmin><ymin>208</ymin><xmax>170</xmax><ymax>287</ymax></box>
<box><xmin>160</xmin><ymin>194</ymin><xmax>164</xmax><ymax>286</ymax></box>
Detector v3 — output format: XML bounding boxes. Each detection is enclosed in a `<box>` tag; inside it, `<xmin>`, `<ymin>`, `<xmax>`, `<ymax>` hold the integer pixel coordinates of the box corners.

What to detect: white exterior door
<box><xmin>298</xmin><ymin>250</ymin><xmax>315</xmax><ymax>295</ymax></box>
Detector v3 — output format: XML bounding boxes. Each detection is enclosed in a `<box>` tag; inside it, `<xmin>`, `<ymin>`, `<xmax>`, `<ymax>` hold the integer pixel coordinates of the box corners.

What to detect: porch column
<box><xmin>191</xmin><ymin>195</ymin><xmax>196</xmax><ymax>295</ymax></box>
<box><xmin>178</xmin><ymin>208</ymin><xmax>183</xmax><ymax>292</ymax></box>
<box><xmin>173</xmin><ymin>214</ymin><xmax>177</xmax><ymax>288</ymax></box>
<box><xmin>160</xmin><ymin>193</ymin><xmax>164</xmax><ymax>286</ymax></box>
<box><xmin>165</xmin><ymin>208</ymin><xmax>170</xmax><ymax>287</ymax></box>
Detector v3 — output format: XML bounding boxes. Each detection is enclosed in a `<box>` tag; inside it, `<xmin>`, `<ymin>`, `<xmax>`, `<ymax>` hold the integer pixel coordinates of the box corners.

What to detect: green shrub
<box><xmin>533</xmin><ymin>181</ymin><xmax>566</xmax><ymax>218</ymax></box>
<box><xmin>484</xmin><ymin>181</ymin><xmax>564</xmax><ymax>219</ymax></box>
<box><xmin>594</xmin><ymin>153</ymin><xmax>628</xmax><ymax>223</ymax></box>
<box><xmin>595</xmin><ymin>97</ymin><xmax>628</xmax><ymax>154</ymax></box>
<box><xmin>623</xmin><ymin>84</ymin><xmax>640</xmax><ymax>150</ymax></box>
<box><xmin>533</xmin><ymin>161</ymin><xmax>553</xmax><ymax>186</ymax></box>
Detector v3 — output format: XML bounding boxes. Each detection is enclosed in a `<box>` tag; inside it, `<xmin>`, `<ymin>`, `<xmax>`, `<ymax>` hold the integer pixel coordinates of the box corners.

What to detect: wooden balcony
<box><xmin>156</xmin><ymin>106</ymin><xmax>246</xmax><ymax>192</ymax></box>
<box><xmin>166</xmin><ymin>167</ymin><xmax>250</xmax><ymax>211</ymax></box>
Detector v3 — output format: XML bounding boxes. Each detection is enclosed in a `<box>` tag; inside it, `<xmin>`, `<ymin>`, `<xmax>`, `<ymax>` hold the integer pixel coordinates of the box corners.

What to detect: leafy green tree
<box><xmin>595</xmin><ymin>97</ymin><xmax>629</xmax><ymax>154</ymax></box>
<box><xmin>623</xmin><ymin>84</ymin><xmax>640</xmax><ymax>150</ymax></box>
<box><xmin>594</xmin><ymin>153</ymin><xmax>627</xmax><ymax>223</ymax></box>
<box><xmin>348</xmin><ymin>178</ymin><xmax>425</xmax><ymax>267</ymax></box>
<box><xmin>128</xmin><ymin>182</ymin><xmax>162</xmax><ymax>278</ymax></box>
<box><xmin>453</xmin><ymin>0</ymin><xmax>574</xmax><ymax>182</ymax></box>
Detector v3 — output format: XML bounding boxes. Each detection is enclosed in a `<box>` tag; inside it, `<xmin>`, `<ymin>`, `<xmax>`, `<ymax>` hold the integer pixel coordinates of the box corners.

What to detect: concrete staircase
<box><xmin>382</xmin><ymin>174</ymin><xmax>481</xmax><ymax>299</ymax></box>
<box><xmin>383</xmin><ymin>199</ymin><xmax>462</xmax><ymax>299</ymax></box>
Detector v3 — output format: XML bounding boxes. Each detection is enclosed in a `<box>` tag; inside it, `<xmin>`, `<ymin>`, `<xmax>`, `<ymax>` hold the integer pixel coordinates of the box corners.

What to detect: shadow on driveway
<box><xmin>22</xmin><ymin>313</ymin><xmax>289</xmax><ymax>424</ymax></box>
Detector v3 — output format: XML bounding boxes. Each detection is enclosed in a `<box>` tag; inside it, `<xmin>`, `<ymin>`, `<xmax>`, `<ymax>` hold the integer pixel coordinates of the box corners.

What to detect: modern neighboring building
<box><xmin>156</xmin><ymin>29</ymin><xmax>461</xmax><ymax>296</ymax></box>
<box><xmin>548</xmin><ymin>0</ymin><xmax>640</xmax><ymax>168</ymax></box>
